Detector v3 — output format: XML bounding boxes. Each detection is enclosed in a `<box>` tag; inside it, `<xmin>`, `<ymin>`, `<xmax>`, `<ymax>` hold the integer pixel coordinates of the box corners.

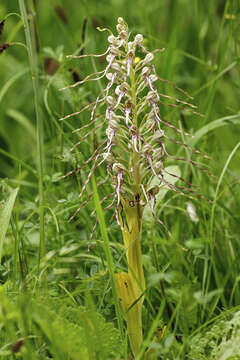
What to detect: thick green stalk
<box><xmin>118</xmin><ymin>199</ymin><xmax>145</xmax><ymax>357</ymax></box>
<box><xmin>121</xmin><ymin>199</ymin><xmax>145</xmax><ymax>297</ymax></box>
<box><xmin>116</xmin><ymin>64</ymin><xmax>145</xmax><ymax>357</ymax></box>
<box><xmin>115</xmin><ymin>270</ymin><xmax>143</xmax><ymax>357</ymax></box>
<box><xmin>18</xmin><ymin>0</ymin><xmax>45</xmax><ymax>268</ymax></box>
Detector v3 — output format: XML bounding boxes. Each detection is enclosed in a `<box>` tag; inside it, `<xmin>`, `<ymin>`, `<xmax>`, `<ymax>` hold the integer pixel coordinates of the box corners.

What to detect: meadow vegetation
<box><xmin>0</xmin><ymin>0</ymin><xmax>240</xmax><ymax>359</ymax></box>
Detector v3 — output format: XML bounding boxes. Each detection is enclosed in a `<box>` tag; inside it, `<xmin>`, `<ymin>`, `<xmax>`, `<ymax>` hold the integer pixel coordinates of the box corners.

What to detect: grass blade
<box><xmin>0</xmin><ymin>188</ymin><xmax>19</xmax><ymax>264</ymax></box>
<box><xmin>189</xmin><ymin>113</ymin><xmax>240</xmax><ymax>147</ymax></box>
<box><xmin>210</xmin><ymin>141</ymin><xmax>240</xmax><ymax>243</ymax></box>
<box><xmin>0</xmin><ymin>69</ymin><xmax>28</xmax><ymax>105</ymax></box>
<box><xmin>91</xmin><ymin>175</ymin><xmax>124</xmax><ymax>340</ymax></box>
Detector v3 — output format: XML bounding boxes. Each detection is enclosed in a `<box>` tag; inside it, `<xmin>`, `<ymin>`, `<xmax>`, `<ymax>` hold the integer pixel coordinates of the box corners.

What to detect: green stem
<box><xmin>117</xmin><ymin>64</ymin><xmax>145</xmax><ymax>357</ymax></box>
<box><xmin>18</xmin><ymin>0</ymin><xmax>45</xmax><ymax>269</ymax></box>
<box><xmin>119</xmin><ymin>201</ymin><xmax>145</xmax><ymax>357</ymax></box>
<box><xmin>121</xmin><ymin>202</ymin><xmax>145</xmax><ymax>295</ymax></box>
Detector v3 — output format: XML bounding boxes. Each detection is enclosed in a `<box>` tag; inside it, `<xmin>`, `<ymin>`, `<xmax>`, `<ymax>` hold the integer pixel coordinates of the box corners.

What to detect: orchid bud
<box><xmin>117</xmin><ymin>17</ymin><xmax>125</xmax><ymax>24</ymax></box>
<box><xmin>103</xmin><ymin>152</ymin><xmax>114</xmax><ymax>162</ymax></box>
<box><xmin>127</xmin><ymin>41</ymin><xmax>135</xmax><ymax>51</ymax></box>
<box><xmin>109</xmin><ymin>46</ymin><xmax>120</xmax><ymax>55</ymax></box>
<box><xmin>135</xmin><ymin>34</ymin><xmax>143</xmax><ymax>43</ymax></box>
<box><xmin>106</xmin><ymin>127</ymin><xmax>114</xmax><ymax>139</ymax></box>
<box><xmin>111</xmin><ymin>62</ymin><xmax>121</xmax><ymax>72</ymax></box>
<box><xmin>112</xmin><ymin>162</ymin><xmax>126</xmax><ymax>173</ymax></box>
<box><xmin>142</xmin><ymin>66</ymin><xmax>151</xmax><ymax>76</ymax></box>
<box><xmin>144</xmin><ymin>52</ymin><xmax>154</xmax><ymax>63</ymax></box>
<box><xmin>106</xmin><ymin>72</ymin><xmax>113</xmax><ymax>80</ymax></box>
<box><xmin>106</xmin><ymin>54</ymin><xmax>114</xmax><ymax>63</ymax></box>
<box><xmin>115</xmin><ymin>85</ymin><xmax>121</xmax><ymax>96</ymax></box>
<box><xmin>109</xmin><ymin>119</ymin><xmax>118</xmax><ymax>130</ymax></box>
<box><xmin>116</xmin><ymin>24</ymin><xmax>123</xmax><ymax>33</ymax></box>
<box><xmin>106</xmin><ymin>96</ymin><xmax>115</xmax><ymax>105</ymax></box>
<box><xmin>147</xmin><ymin>90</ymin><xmax>160</xmax><ymax>102</ymax></box>
<box><xmin>119</xmin><ymin>30</ymin><xmax>128</xmax><ymax>39</ymax></box>
<box><xmin>149</xmin><ymin>74</ymin><xmax>158</xmax><ymax>82</ymax></box>
<box><xmin>108</xmin><ymin>35</ymin><xmax>116</xmax><ymax>44</ymax></box>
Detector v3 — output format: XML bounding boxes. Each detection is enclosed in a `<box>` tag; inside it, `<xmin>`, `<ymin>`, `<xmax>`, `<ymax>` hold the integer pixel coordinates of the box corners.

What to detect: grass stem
<box><xmin>18</xmin><ymin>0</ymin><xmax>45</xmax><ymax>271</ymax></box>
<box><xmin>91</xmin><ymin>175</ymin><xmax>124</xmax><ymax>341</ymax></box>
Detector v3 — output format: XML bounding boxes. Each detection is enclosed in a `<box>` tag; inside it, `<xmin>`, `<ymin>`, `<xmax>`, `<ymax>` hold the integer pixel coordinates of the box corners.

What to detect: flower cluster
<box><xmin>61</xmin><ymin>17</ymin><xmax>207</xmax><ymax>228</ymax></box>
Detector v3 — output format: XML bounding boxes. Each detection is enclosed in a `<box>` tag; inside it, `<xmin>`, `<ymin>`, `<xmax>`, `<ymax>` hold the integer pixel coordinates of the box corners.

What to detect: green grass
<box><xmin>0</xmin><ymin>0</ymin><xmax>240</xmax><ymax>359</ymax></box>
